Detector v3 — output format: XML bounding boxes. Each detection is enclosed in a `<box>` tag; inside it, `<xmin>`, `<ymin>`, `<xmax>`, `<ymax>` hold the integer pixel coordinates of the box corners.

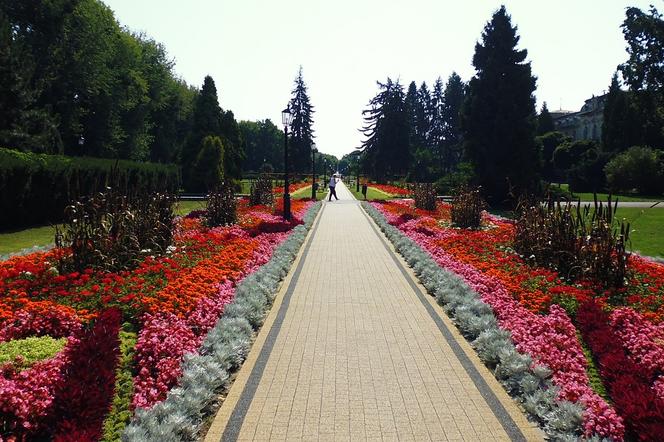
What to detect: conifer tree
<box><xmin>537</xmin><ymin>102</ymin><xmax>555</xmax><ymax>135</ymax></box>
<box><xmin>441</xmin><ymin>72</ymin><xmax>466</xmax><ymax>172</ymax></box>
<box><xmin>404</xmin><ymin>81</ymin><xmax>419</xmax><ymax>149</ymax></box>
<box><xmin>415</xmin><ymin>82</ymin><xmax>433</xmax><ymax>148</ymax></box>
<box><xmin>182</xmin><ymin>75</ymin><xmax>223</xmax><ymax>190</ymax></box>
<box><xmin>602</xmin><ymin>73</ymin><xmax>636</xmax><ymax>154</ymax></box>
<box><xmin>360</xmin><ymin>78</ymin><xmax>410</xmax><ymax>181</ymax></box>
<box><xmin>288</xmin><ymin>66</ymin><xmax>315</xmax><ymax>172</ymax></box>
<box><xmin>430</xmin><ymin>77</ymin><xmax>445</xmax><ymax>170</ymax></box>
<box><xmin>462</xmin><ymin>6</ymin><xmax>539</xmax><ymax>205</ymax></box>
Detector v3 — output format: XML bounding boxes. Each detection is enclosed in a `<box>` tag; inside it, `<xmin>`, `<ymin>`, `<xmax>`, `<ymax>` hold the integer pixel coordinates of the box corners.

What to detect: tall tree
<box><xmin>462</xmin><ymin>6</ymin><xmax>539</xmax><ymax>205</ymax></box>
<box><xmin>602</xmin><ymin>72</ymin><xmax>641</xmax><ymax>154</ymax></box>
<box><xmin>360</xmin><ymin>78</ymin><xmax>410</xmax><ymax>181</ymax></box>
<box><xmin>618</xmin><ymin>5</ymin><xmax>664</xmax><ymax>150</ymax></box>
<box><xmin>182</xmin><ymin>75</ymin><xmax>223</xmax><ymax>190</ymax></box>
<box><xmin>0</xmin><ymin>11</ymin><xmax>60</xmax><ymax>152</ymax></box>
<box><xmin>219</xmin><ymin>109</ymin><xmax>244</xmax><ymax>179</ymax></box>
<box><xmin>288</xmin><ymin>66</ymin><xmax>315</xmax><ymax>173</ymax></box>
<box><xmin>430</xmin><ymin>77</ymin><xmax>445</xmax><ymax>170</ymax></box>
<box><xmin>537</xmin><ymin>102</ymin><xmax>555</xmax><ymax>135</ymax></box>
<box><xmin>415</xmin><ymin>82</ymin><xmax>433</xmax><ymax>148</ymax></box>
<box><xmin>441</xmin><ymin>72</ymin><xmax>465</xmax><ymax>172</ymax></box>
<box><xmin>620</xmin><ymin>5</ymin><xmax>664</xmax><ymax>92</ymax></box>
<box><xmin>239</xmin><ymin>119</ymin><xmax>284</xmax><ymax>172</ymax></box>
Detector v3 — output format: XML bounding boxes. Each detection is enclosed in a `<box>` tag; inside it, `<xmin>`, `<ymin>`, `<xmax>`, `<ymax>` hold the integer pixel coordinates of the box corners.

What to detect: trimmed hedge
<box><xmin>0</xmin><ymin>148</ymin><xmax>179</xmax><ymax>230</ymax></box>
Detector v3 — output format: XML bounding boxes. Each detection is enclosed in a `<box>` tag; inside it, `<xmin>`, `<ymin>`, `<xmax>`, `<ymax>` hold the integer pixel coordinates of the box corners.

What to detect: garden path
<box><xmin>205</xmin><ymin>181</ymin><xmax>542</xmax><ymax>441</ymax></box>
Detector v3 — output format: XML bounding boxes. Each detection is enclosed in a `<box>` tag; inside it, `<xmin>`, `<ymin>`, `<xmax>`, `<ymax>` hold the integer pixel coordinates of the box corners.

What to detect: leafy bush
<box><xmin>435</xmin><ymin>162</ymin><xmax>474</xmax><ymax>195</ymax></box>
<box><xmin>204</xmin><ymin>180</ymin><xmax>237</xmax><ymax>227</ymax></box>
<box><xmin>249</xmin><ymin>173</ymin><xmax>274</xmax><ymax>206</ymax></box>
<box><xmin>514</xmin><ymin>196</ymin><xmax>630</xmax><ymax>287</ymax></box>
<box><xmin>0</xmin><ymin>336</ymin><xmax>67</xmax><ymax>371</ymax></box>
<box><xmin>451</xmin><ymin>186</ymin><xmax>486</xmax><ymax>229</ymax></box>
<box><xmin>55</xmin><ymin>188</ymin><xmax>175</xmax><ymax>273</ymax></box>
<box><xmin>411</xmin><ymin>183</ymin><xmax>437</xmax><ymax>211</ymax></box>
<box><xmin>0</xmin><ymin>148</ymin><xmax>179</xmax><ymax>230</ymax></box>
<box><xmin>553</xmin><ymin>140</ymin><xmax>607</xmax><ymax>192</ymax></box>
<box><xmin>604</xmin><ymin>146</ymin><xmax>664</xmax><ymax>195</ymax></box>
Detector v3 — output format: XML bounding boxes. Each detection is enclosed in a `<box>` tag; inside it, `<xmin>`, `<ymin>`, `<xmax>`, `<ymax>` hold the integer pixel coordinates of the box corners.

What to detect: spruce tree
<box><xmin>219</xmin><ymin>109</ymin><xmax>244</xmax><ymax>179</ymax></box>
<box><xmin>404</xmin><ymin>81</ymin><xmax>419</xmax><ymax>151</ymax></box>
<box><xmin>602</xmin><ymin>73</ymin><xmax>639</xmax><ymax>154</ymax></box>
<box><xmin>537</xmin><ymin>102</ymin><xmax>555</xmax><ymax>135</ymax></box>
<box><xmin>415</xmin><ymin>82</ymin><xmax>432</xmax><ymax>148</ymax></box>
<box><xmin>361</xmin><ymin>78</ymin><xmax>410</xmax><ymax>181</ymax></box>
<box><xmin>288</xmin><ymin>66</ymin><xmax>315</xmax><ymax>173</ymax></box>
<box><xmin>430</xmin><ymin>77</ymin><xmax>445</xmax><ymax>171</ymax></box>
<box><xmin>441</xmin><ymin>72</ymin><xmax>466</xmax><ymax>172</ymax></box>
<box><xmin>183</xmin><ymin>75</ymin><xmax>223</xmax><ymax>191</ymax></box>
<box><xmin>462</xmin><ymin>6</ymin><xmax>539</xmax><ymax>205</ymax></box>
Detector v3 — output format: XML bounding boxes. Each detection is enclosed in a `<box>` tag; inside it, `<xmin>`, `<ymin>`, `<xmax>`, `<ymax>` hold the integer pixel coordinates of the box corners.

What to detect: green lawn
<box><xmin>175</xmin><ymin>199</ymin><xmax>206</xmax><ymax>216</ymax></box>
<box><xmin>0</xmin><ymin>224</ymin><xmax>57</xmax><ymax>255</ymax></box>
<box><xmin>350</xmin><ymin>187</ymin><xmax>392</xmax><ymax>201</ymax></box>
<box><xmin>571</xmin><ymin>191</ymin><xmax>663</xmax><ymax>203</ymax></box>
<box><xmin>553</xmin><ymin>183</ymin><xmax>663</xmax><ymax>202</ymax></box>
<box><xmin>615</xmin><ymin>207</ymin><xmax>664</xmax><ymax>258</ymax></box>
<box><xmin>290</xmin><ymin>185</ymin><xmax>313</xmax><ymax>199</ymax></box>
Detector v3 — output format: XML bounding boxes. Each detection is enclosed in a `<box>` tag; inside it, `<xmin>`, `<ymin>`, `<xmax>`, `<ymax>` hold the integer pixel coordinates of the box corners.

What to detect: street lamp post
<box><xmin>322</xmin><ymin>159</ymin><xmax>327</xmax><ymax>185</ymax></box>
<box><xmin>282</xmin><ymin>106</ymin><xmax>293</xmax><ymax>220</ymax></box>
<box><xmin>311</xmin><ymin>143</ymin><xmax>317</xmax><ymax>200</ymax></box>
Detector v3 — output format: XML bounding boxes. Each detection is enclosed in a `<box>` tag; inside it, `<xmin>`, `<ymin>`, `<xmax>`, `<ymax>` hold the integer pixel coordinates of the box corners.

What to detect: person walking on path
<box><xmin>328</xmin><ymin>174</ymin><xmax>339</xmax><ymax>201</ymax></box>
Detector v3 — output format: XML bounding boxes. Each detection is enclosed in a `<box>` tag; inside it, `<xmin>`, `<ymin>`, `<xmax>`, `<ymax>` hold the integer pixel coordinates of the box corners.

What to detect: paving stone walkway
<box><xmin>205</xmin><ymin>181</ymin><xmax>542</xmax><ymax>441</ymax></box>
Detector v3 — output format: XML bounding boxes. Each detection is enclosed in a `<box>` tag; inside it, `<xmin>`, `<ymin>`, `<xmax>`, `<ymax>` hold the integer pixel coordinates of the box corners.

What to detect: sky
<box><xmin>103</xmin><ymin>0</ymin><xmax>658</xmax><ymax>159</ymax></box>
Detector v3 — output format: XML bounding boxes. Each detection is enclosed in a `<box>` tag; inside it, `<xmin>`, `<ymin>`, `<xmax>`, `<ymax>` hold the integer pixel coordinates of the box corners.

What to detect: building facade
<box><xmin>552</xmin><ymin>95</ymin><xmax>606</xmax><ymax>141</ymax></box>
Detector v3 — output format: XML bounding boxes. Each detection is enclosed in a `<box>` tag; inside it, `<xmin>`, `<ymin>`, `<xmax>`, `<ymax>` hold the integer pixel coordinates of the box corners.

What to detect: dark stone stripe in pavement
<box><xmin>221</xmin><ymin>204</ymin><xmax>326</xmax><ymax>442</ymax></box>
<box><xmin>360</xmin><ymin>207</ymin><xmax>528</xmax><ymax>442</ymax></box>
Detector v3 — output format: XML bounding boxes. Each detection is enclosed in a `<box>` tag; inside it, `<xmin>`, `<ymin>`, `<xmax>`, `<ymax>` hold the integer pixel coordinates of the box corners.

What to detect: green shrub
<box><xmin>451</xmin><ymin>186</ymin><xmax>486</xmax><ymax>229</ymax></box>
<box><xmin>411</xmin><ymin>183</ymin><xmax>437</xmax><ymax>211</ymax></box>
<box><xmin>205</xmin><ymin>180</ymin><xmax>237</xmax><ymax>227</ymax></box>
<box><xmin>0</xmin><ymin>336</ymin><xmax>67</xmax><ymax>370</ymax></box>
<box><xmin>553</xmin><ymin>140</ymin><xmax>607</xmax><ymax>192</ymax></box>
<box><xmin>249</xmin><ymin>173</ymin><xmax>274</xmax><ymax>206</ymax></box>
<box><xmin>192</xmin><ymin>136</ymin><xmax>225</xmax><ymax>192</ymax></box>
<box><xmin>435</xmin><ymin>162</ymin><xmax>474</xmax><ymax>195</ymax></box>
<box><xmin>0</xmin><ymin>148</ymin><xmax>179</xmax><ymax>230</ymax></box>
<box><xmin>55</xmin><ymin>188</ymin><xmax>175</xmax><ymax>272</ymax></box>
<box><xmin>604</xmin><ymin>146</ymin><xmax>664</xmax><ymax>195</ymax></box>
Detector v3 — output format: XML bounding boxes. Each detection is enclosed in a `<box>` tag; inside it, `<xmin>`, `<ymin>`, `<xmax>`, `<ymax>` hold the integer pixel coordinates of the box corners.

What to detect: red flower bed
<box><xmin>578</xmin><ymin>301</ymin><xmax>664</xmax><ymax>440</ymax></box>
<box><xmin>0</xmin><ymin>198</ymin><xmax>314</xmax><ymax>439</ymax></box>
<box><xmin>52</xmin><ymin>308</ymin><xmax>122</xmax><ymax>440</ymax></box>
<box><xmin>368</xmin><ymin>183</ymin><xmax>410</xmax><ymax>197</ymax></box>
<box><xmin>372</xmin><ymin>200</ymin><xmax>664</xmax><ymax>439</ymax></box>
<box><xmin>273</xmin><ymin>181</ymin><xmax>310</xmax><ymax>195</ymax></box>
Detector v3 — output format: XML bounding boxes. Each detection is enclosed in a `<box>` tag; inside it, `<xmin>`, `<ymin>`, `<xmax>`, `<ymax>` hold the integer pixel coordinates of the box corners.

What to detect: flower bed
<box><xmin>368</xmin><ymin>183</ymin><xmax>411</xmax><ymax>197</ymax></box>
<box><xmin>273</xmin><ymin>181</ymin><xmax>310</xmax><ymax>195</ymax></box>
<box><xmin>369</xmin><ymin>199</ymin><xmax>664</xmax><ymax>440</ymax></box>
<box><xmin>0</xmin><ymin>198</ymin><xmax>318</xmax><ymax>440</ymax></box>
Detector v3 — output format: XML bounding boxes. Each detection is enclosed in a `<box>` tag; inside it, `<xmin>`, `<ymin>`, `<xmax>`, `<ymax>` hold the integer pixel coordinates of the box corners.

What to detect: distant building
<box><xmin>551</xmin><ymin>95</ymin><xmax>606</xmax><ymax>141</ymax></box>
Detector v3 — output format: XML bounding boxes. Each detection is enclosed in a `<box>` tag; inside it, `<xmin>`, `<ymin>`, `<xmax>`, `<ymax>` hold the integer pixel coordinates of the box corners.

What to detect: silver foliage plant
<box><xmin>0</xmin><ymin>243</ymin><xmax>55</xmax><ymax>262</ymax></box>
<box><xmin>360</xmin><ymin>202</ymin><xmax>605</xmax><ymax>441</ymax></box>
<box><xmin>123</xmin><ymin>202</ymin><xmax>322</xmax><ymax>442</ymax></box>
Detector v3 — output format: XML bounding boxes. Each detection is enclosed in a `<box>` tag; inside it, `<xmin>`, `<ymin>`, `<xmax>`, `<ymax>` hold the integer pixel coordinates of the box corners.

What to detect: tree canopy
<box><xmin>288</xmin><ymin>66</ymin><xmax>315</xmax><ymax>173</ymax></box>
<box><xmin>462</xmin><ymin>5</ymin><xmax>539</xmax><ymax>205</ymax></box>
